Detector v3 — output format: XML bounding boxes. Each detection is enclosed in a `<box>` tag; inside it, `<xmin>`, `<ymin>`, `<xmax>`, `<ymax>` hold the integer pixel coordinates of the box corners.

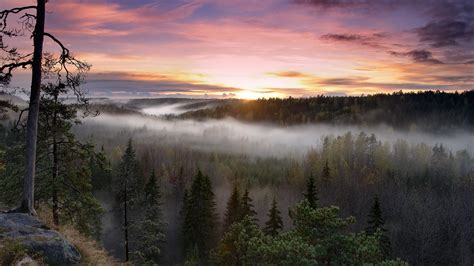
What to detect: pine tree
<box><xmin>90</xmin><ymin>146</ymin><xmax>112</xmax><ymax>190</ymax></box>
<box><xmin>35</xmin><ymin>83</ymin><xmax>102</xmax><ymax>237</ymax></box>
<box><xmin>366</xmin><ymin>196</ymin><xmax>391</xmax><ymax>258</ymax></box>
<box><xmin>223</xmin><ymin>183</ymin><xmax>242</xmax><ymax>232</ymax></box>
<box><xmin>241</xmin><ymin>188</ymin><xmax>257</xmax><ymax>222</ymax></box>
<box><xmin>0</xmin><ymin>125</ymin><xmax>24</xmax><ymax>206</ymax></box>
<box><xmin>322</xmin><ymin>159</ymin><xmax>331</xmax><ymax>183</ymax></box>
<box><xmin>264</xmin><ymin>197</ymin><xmax>283</xmax><ymax>237</ymax></box>
<box><xmin>133</xmin><ymin>171</ymin><xmax>166</xmax><ymax>264</ymax></box>
<box><xmin>182</xmin><ymin>169</ymin><xmax>218</xmax><ymax>263</ymax></box>
<box><xmin>115</xmin><ymin>139</ymin><xmax>142</xmax><ymax>262</ymax></box>
<box><xmin>304</xmin><ymin>174</ymin><xmax>318</xmax><ymax>209</ymax></box>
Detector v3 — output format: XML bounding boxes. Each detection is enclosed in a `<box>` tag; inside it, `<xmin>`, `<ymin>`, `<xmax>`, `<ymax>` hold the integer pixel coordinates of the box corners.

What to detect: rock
<box><xmin>0</xmin><ymin>213</ymin><xmax>81</xmax><ymax>265</ymax></box>
<box><xmin>15</xmin><ymin>255</ymin><xmax>38</xmax><ymax>266</ymax></box>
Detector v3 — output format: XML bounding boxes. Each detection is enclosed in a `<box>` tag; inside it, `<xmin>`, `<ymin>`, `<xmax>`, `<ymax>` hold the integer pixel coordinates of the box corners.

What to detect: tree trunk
<box><xmin>124</xmin><ymin>185</ymin><xmax>130</xmax><ymax>262</ymax></box>
<box><xmin>20</xmin><ymin>0</ymin><xmax>45</xmax><ymax>215</ymax></box>
<box><xmin>52</xmin><ymin>92</ymin><xmax>59</xmax><ymax>226</ymax></box>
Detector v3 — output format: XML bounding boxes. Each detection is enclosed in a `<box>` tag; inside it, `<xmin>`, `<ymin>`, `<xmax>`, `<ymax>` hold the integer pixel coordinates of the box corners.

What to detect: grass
<box><xmin>0</xmin><ymin>239</ymin><xmax>28</xmax><ymax>265</ymax></box>
<box><xmin>36</xmin><ymin>205</ymin><xmax>120</xmax><ymax>265</ymax></box>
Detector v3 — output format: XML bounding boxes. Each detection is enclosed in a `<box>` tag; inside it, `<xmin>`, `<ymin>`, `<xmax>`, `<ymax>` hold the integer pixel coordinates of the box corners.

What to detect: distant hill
<box><xmin>178</xmin><ymin>91</ymin><xmax>474</xmax><ymax>132</ymax></box>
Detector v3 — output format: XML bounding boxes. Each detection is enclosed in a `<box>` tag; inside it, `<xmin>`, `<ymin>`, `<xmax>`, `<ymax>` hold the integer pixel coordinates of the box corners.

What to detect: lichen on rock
<box><xmin>0</xmin><ymin>213</ymin><xmax>81</xmax><ymax>265</ymax></box>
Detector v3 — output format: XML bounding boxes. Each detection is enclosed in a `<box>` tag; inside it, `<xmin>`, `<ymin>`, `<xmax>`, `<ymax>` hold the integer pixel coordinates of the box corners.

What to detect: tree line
<box><xmin>179</xmin><ymin>90</ymin><xmax>474</xmax><ymax>132</ymax></box>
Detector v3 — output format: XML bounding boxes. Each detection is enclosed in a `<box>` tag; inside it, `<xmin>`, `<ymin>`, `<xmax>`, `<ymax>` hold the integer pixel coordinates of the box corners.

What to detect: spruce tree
<box><xmin>264</xmin><ymin>197</ymin><xmax>283</xmax><ymax>237</ymax></box>
<box><xmin>90</xmin><ymin>146</ymin><xmax>112</xmax><ymax>190</ymax></box>
<box><xmin>133</xmin><ymin>171</ymin><xmax>166</xmax><ymax>264</ymax></box>
<box><xmin>322</xmin><ymin>159</ymin><xmax>331</xmax><ymax>183</ymax></box>
<box><xmin>223</xmin><ymin>183</ymin><xmax>241</xmax><ymax>232</ymax></box>
<box><xmin>241</xmin><ymin>188</ymin><xmax>257</xmax><ymax>222</ymax></box>
<box><xmin>366</xmin><ymin>196</ymin><xmax>391</xmax><ymax>258</ymax></box>
<box><xmin>182</xmin><ymin>169</ymin><xmax>218</xmax><ymax>263</ymax></box>
<box><xmin>304</xmin><ymin>174</ymin><xmax>318</xmax><ymax>209</ymax></box>
<box><xmin>115</xmin><ymin>139</ymin><xmax>141</xmax><ymax>262</ymax></box>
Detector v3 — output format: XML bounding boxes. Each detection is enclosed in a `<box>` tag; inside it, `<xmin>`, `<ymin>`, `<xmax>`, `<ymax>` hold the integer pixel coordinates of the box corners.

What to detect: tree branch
<box><xmin>0</xmin><ymin>6</ymin><xmax>37</xmax><ymax>32</ymax></box>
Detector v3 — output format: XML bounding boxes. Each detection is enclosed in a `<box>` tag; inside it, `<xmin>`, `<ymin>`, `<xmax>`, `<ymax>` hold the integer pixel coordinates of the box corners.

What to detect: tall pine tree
<box><xmin>264</xmin><ymin>197</ymin><xmax>283</xmax><ymax>237</ymax></box>
<box><xmin>223</xmin><ymin>183</ymin><xmax>241</xmax><ymax>232</ymax></box>
<box><xmin>133</xmin><ymin>171</ymin><xmax>166</xmax><ymax>264</ymax></box>
<box><xmin>304</xmin><ymin>174</ymin><xmax>318</xmax><ymax>208</ymax></box>
<box><xmin>241</xmin><ymin>188</ymin><xmax>257</xmax><ymax>222</ymax></box>
<box><xmin>366</xmin><ymin>195</ymin><xmax>391</xmax><ymax>258</ymax></box>
<box><xmin>115</xmin><ymin>139</ymin><xmax>142</xmax><ymax>262</ymax></box>
<box><xmin>182</xmin><ymin>169</ymin><xmax>218</xmax><ymax>263</ymax></box>
<box><xmin>36</xmin><ymin>83</ymin><xmax>102</xmax><ymax>237</ymax></box>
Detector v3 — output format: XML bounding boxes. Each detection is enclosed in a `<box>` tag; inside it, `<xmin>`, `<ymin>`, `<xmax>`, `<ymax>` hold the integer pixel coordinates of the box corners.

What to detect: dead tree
<box><xmin>1</xmin><ymin>0</ymin><xmax>90</xmax><ymax>214</ymax></box>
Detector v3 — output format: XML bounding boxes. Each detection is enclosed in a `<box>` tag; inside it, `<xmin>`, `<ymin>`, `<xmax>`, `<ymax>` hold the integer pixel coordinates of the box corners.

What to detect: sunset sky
<box><xmin>2</xmin><ymin>0</ymin><xmax>473</xmax><ymax>98</ymax></box>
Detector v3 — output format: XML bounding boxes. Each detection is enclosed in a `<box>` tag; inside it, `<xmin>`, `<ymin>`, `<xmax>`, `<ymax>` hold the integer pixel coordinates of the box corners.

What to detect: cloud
<box><xmin>389</xmin><ymin>50</ymin><xmax>443</xmax><ymax>64</ymax></box>
<box><xmin>303</xmin><ymin>74</ymin><xmax>473</xmax><ymax>92</ymax></box>
<box><xmin>84</xmin><ymin>71</ymin><xmax>240</xmax><ymax>97</ymax></box>
<box><xmin>293</xmin><ymin>0</ymin><xmax>368</xmax><ymax>9</ymax></box>
<box><xmin>320</xmin><ymin>33</ymin><xmax>386</xmax><ymax>48</ymax></box>
<box><xmin>267</xmin><ymin>71</ymin><xmax>308</xmax><ymax>78</ymax></box>
<box><xmin>416</xmin><ymin>20</ymin><xmax>474</xmax><ymax>47</ymax></box>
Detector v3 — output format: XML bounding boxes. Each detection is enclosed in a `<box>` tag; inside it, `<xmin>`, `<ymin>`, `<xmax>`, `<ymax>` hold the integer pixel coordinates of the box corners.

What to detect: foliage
<box><xmin>180</xmin><ymin>90</ymin><xmax>474</xmax><ymax>132</ymax></box>
<box><xmin>240</xmin><ymin>188</ymin><xmax>257</xmax><ymax>223</ymax></box>
<box><xmin>0</xmin><ymin>125</ymin><xmax>24</xmax><ymax>206</ymax></box>
<box><xmin>182</xmin><ymin>169</ymin><xmax>218</xmax><ymax>263</ymax></box>
<box><xmin>223</xmin><ymin>183</ymin><xmax>242</xmax><ymax>232</ymax></box>
<box><xmin>34</xmin><ymin>83</ymin><xmax>103</xmax><ymax>237</ymax></box>
<box><xmin>132</xmin><ymin>171</ymin><xmax>166</xmax><ymax>264</ymax></box>
<box><xmin>0</xmin><ymin>239</ymin><xmax>27</xmax><ymax>265</ymax></box>
<box><xmin>89</xmin><ymin>146</ymin><xmax>112</xmax><ymax>190</ymax></box>
<box><xmin>367</xmin><ymin>195</ymin><xmax>391</xmax><ymax>258</ymax></box>
<box><xmin>114</xmin><ymin>138</ymin><xmax>143</xmax><ymax>261</ymax></box>
<box><xmin>304</xmin><ymin>174</ymin><xmax>318</xmax><ymax>208</ymax></box>
<box><xmin>263</xmin><ymin>197</ymin><xmax>283</xmax><ymax>237</ymax></box>
<box><xmin>213</xmin><ymin>200</ymin><xmax>403</xmax><ymax>265</ymax></box>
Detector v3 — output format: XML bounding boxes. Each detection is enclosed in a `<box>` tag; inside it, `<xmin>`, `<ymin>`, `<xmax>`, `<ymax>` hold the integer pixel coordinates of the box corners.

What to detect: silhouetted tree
<box><xmin>304</xmin><ymin>174</ymin><xmax>318</xmax><ymax>208</ymax></box>
<box><xmin>241</xmin><ymin>188</ymin><xmax>257</xmax><ymax>223</ymax></box>
<box><xmin>89</xmin><ymin>146</ymin><xmax>112</xmax><ymax>190</ymax></box>
<box><xmin>115</xmin><ymin>139</ymin><xmax>141</xmax><ymax>262</ymax></box>
<box><xmin>35</xmin><ymin>83</ymin><xmax>102</xmax><ymax>236</ymax></box>
<box><xmin>366</xmin><ymin>195</ymin><xmax>391</xmax><ymax>258</ymax></box>
<box><xmin>182</xmin><ymin>169</ymin><xmax>218</xmax><ymax>263</ymax></box>
<box><xmin>223</xmin><ymin>183</ymin><xmax>241</xmax><ymax>232</ymax></box>
<box><xmin>264</xmin><ymin>197</ymin><xmax>283</xmax><ymax>237</ymax></box>
<box><xmin>133</xmin><ymin>171</ymin><xmax>166</xmax><ymax>264</ymax></box>
<box><xmin>1</xmin><ymin>1</ymin><xmax>90</xmax><ymax>214</ymax></box>
<box><xmin>322</xmin><ymin>160</ymin><xmax>331</xmax><ymax>183</ymax></box>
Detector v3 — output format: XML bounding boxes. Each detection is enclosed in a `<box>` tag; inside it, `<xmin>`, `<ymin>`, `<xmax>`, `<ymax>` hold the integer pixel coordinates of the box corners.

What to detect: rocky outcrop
<box><xmin>0</xmin><ymin>212</ymin><xmax>81</xmax><ymax>265</ymax></box>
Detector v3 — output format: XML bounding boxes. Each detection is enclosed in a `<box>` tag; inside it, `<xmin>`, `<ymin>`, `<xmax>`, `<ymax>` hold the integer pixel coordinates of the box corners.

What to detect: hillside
<box><xmin>179</xmin><ymin>91</ymin><xmax>474</xmax><ymax>132</ymax></box>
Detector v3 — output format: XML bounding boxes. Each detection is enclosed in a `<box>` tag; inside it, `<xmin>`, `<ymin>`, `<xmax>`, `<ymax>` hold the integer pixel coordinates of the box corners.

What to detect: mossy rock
<box><xmin>0</xmin><ymin>213</ymin><xmax>81</xmax><ymax>265</ymax></box>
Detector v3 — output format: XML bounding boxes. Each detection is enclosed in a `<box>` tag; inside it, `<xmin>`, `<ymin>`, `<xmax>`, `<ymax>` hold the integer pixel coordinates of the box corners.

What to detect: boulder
<box><xmin>0</xmin><ymin>213</ymin><xmax>81</xmax><ymax>265</ymax></box>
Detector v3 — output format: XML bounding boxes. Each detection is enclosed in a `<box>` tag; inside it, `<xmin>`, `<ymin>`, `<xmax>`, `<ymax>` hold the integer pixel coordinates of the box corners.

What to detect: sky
<box><xmin>1</xmin><ymin>0</ymin><xmax>473</xmax><ymax>98</ymax></box>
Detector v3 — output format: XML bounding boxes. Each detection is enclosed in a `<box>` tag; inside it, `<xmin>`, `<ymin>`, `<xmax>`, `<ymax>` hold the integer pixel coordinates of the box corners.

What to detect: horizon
<box><xmin>4</xmin><ymin>88</ymin><xmax>474</xmax><ymax>102</ymax></box>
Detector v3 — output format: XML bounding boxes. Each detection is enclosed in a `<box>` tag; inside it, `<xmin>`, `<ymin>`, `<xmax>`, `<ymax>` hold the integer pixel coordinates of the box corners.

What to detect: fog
<box><xmin>81</xmin><ymin>110</ymin><xmax>474</xmax><ymax>158</ymax></box>
<box><xmin>141</xmin><ymin>102</ymin><xmax>208</xmax><ymax>116</ymax></box>
<box><xmin>76</xmin><ymin>102</ymin><xmax>474</xmax><ymax>264</ymax></box>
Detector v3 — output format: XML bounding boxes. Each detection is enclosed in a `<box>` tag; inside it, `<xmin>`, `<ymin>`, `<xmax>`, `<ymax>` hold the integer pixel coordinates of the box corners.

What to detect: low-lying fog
<box><xmin>81</xmin><ymin>109</ymin><xmax>474</xmax><ymax>157</ymax></box>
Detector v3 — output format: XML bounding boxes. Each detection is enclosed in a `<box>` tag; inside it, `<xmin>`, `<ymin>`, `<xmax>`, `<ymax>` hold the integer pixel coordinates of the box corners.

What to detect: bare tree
<box><xmin>1</xmin><ymin>0</ymin><xmax>90</xmax><ymax>214</ymax></box>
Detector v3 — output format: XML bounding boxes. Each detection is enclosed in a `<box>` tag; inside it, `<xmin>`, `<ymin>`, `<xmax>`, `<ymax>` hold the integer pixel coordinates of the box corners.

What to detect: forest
<box><xmin>1</xmin><ymin>1</ymin><xmax>473</xmax><ymax>265</ymax></box>
<box><xmin>1</xmin><ymin>91</ymin><xmax>473</xmax><ymax>265</ymax></box>
<box><xmin>179</xmin><ymin>91</ymin><xmax>474</xmax><ymax>132</ymax></box>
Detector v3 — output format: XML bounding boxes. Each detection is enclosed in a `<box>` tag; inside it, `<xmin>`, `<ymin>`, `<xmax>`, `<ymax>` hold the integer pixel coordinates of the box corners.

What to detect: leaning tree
<box><xmin>0</xmin><ymin>0</ymin><xmax>90</xmax><ymax>214</ymax></box>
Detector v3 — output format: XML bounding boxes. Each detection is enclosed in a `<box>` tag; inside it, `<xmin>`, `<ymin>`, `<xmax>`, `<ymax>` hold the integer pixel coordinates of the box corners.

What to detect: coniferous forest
<box><xmin>1</xmin><ymin>0</ymin><xmax>474</xmax><ymax>265</ymax></box>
